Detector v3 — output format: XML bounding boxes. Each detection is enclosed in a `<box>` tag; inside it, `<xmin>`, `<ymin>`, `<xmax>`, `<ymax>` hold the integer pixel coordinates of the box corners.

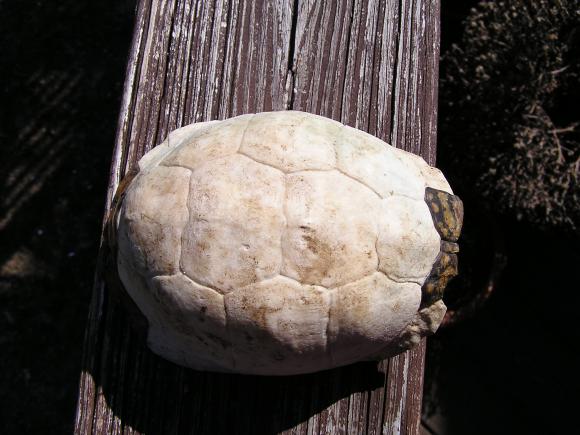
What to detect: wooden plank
<box><xmin>75</xmin><ymin>0</ymin><xmax>441</xmax><ymax>433</ymax></box>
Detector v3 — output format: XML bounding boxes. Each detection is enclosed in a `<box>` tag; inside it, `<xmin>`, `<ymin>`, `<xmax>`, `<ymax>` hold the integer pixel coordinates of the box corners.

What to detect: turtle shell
<box><xmin>113</xmin><ymin>111</ymin><xmax>463</xmax><ymax>375</ymax></box>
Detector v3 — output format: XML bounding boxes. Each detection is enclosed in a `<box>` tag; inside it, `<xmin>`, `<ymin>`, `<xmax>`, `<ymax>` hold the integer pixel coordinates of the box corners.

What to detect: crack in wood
<box><xmin>286</xmin><ymin>0</ymin><xmax>300</xmax><ymax>109</ymax></box>
<box><xmin>390</xmin><ymin>0</ymin><xmax>404</xmax><ymax>148</ymax></box>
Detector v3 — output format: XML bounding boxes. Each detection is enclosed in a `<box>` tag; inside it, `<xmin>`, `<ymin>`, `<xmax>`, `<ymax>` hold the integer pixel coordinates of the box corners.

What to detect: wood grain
<box><xmin>75</xmin><ymin>0</ymin><xmax>441</xmax><ymax>433</ymax></box>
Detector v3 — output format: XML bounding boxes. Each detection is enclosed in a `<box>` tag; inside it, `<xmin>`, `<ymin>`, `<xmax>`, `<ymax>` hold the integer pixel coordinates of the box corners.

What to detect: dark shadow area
<box><xmin>0</xmin><ymin>0</ymin><xmax>136</xmax><ymax>432</ymax></box>
<box><xmin>424</xmin><ymin>222</ymin><xmax>580</xmax><ymax>435</ymax></box>
<box><xmin>439</xmin><ymin>0</ymin><xmax>476</xmax><ymax>52</ymax></box>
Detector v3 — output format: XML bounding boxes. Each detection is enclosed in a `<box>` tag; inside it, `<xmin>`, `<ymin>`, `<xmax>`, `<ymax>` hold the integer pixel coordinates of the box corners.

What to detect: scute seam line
<box><xmin>289</xmin><ymin>166</ymin><xmax>386</xmax><ymax>203</ymax></box>
<box><xmin>160</xmin><ymin>154</ymin><xmax>235</xmax><ymax>173</ymax></box>
<box><xmin>178</xmin><ymin>170</ymin><xmax>193</xmax><ymax>287</ymax></box>
<box><xmin>160</xmin><ymin>162</ymin><xmax>199</xmax><ymax>172</ymax></box>
<box><xmin>280</xmin><ymin>174</ymin><xmax>288</xmax><ymax>278</ymax></box>
<box><xmin>375</xmin><ymin>233</ymin><xmax>381</xmax><ymax>272</ymax></box>
<box><xmin>178</xmin><ymin>168</ymin><xmax>235</xmax><ymax>371</ymax></box>
<box><xmin>176</xmin><ymin>271</ymin><xmax>228</xmax><ymax>297</ymax></box>
<box><xmin>286</xmin><ymin>168</ymin><xmax>335</xmax><ymax>174</ymax></box>
<box><xmin>335</xmin><ymin>167</ymin><xmax>382</xmax><ymax>200</ymax></box>
<box><xmin>236</xmin><ymin>150</ymin><xmax>287</xmax><ymax>175</ymax></box>
<box><xmin>277</xmin><ymin>273</ymin><xmax>329</xmax><ymax>291</ymax></box>
<box><xmin>236</xmin><ymin>113</ymin><xmax>255</xmax><ymax>153</ymax></box>
<box><xmin>326</xmin><ymin>288</ymin><xmax>335</xmax><ymax>366</ymax></box>
<box><xmin>378</xmin><ymin>269</ymin><xmax>423</xmax><ymax>286</ymax></box>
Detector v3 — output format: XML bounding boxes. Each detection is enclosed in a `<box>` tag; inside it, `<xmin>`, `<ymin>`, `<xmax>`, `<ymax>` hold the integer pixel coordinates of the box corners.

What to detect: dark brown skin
<box><xmin>106</xmin><ymin>169</ymin><xmax>139</xmax><ymax>253</ymax></box>
<box><xmin>421</xmin><ymin>187</ymin><xmax>464</xmax><ymax>308</ymax></box>
<box><xmin>104</xmin><ymin>169</ymin><xmax>150</xmax><ymax>343</ymax></box>
<box><xmin>424</xmin><ymin>187</ymin><xmax>464</xmax><ymax>242</ymax></box>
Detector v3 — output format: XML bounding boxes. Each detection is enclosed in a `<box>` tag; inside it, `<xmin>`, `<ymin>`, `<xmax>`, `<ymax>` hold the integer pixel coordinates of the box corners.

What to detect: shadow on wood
<box><xmin>89</xmin><ymin>257</ymin><xmax>387</xmax><ymax>433</ymax></box>
<box><xmin>84</xmin><ymin>295</ymin><xmax>386</xmax><ymax>433</ymax></box>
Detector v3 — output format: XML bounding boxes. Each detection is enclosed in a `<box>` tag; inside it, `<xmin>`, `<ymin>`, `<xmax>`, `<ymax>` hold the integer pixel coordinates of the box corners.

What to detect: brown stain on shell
<box><xmin>296</xmin><ymin>226</ymin><xmax>334</xmax><ymax>284</ymax></box>
<box><xmin>240</xmin><ymin>295</ymin><xmax>283</xmax><ymax>332</ymax></box>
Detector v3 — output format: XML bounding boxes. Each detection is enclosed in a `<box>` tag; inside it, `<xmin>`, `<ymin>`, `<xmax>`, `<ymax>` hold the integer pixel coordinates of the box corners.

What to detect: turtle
<box><xmin>108</xmin><ymin>111</ymin><xmax>463</xmax><ymax>376</ymax></box>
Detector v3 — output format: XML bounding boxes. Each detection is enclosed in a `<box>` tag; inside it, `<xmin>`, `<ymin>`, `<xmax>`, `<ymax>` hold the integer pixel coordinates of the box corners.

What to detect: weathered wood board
<box><xmin>75</xmin><ymin>0</ymin><xmax>441</xmax><ymax>433</ymax></box>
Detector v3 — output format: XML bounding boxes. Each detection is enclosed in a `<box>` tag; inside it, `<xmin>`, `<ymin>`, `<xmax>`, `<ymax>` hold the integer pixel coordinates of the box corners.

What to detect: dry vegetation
<box><xmin>439</xmin><ymin>0</ymin><xmax>580</xmax><ymax>231</ymax></box>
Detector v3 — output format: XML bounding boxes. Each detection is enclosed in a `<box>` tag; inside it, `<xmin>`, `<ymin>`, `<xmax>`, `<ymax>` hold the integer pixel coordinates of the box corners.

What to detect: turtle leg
<box><xmin>103</xmin><ymin>169</ymin><xmax>150</xmax><ymax>343</ymax></box>
<box><xmin>363</xmin><ymin>188</ymin><xmax>464</xmax><ymax>360</ymax></box>
<box><xmin>421</xmin><ymin>187</ymin><xmax>464</xmax><ymax>308</ymax></box>
<box><xmin>106</xmin><ymin>169</ymin><xmax>139</xmax><ymax>252</ymax></box>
